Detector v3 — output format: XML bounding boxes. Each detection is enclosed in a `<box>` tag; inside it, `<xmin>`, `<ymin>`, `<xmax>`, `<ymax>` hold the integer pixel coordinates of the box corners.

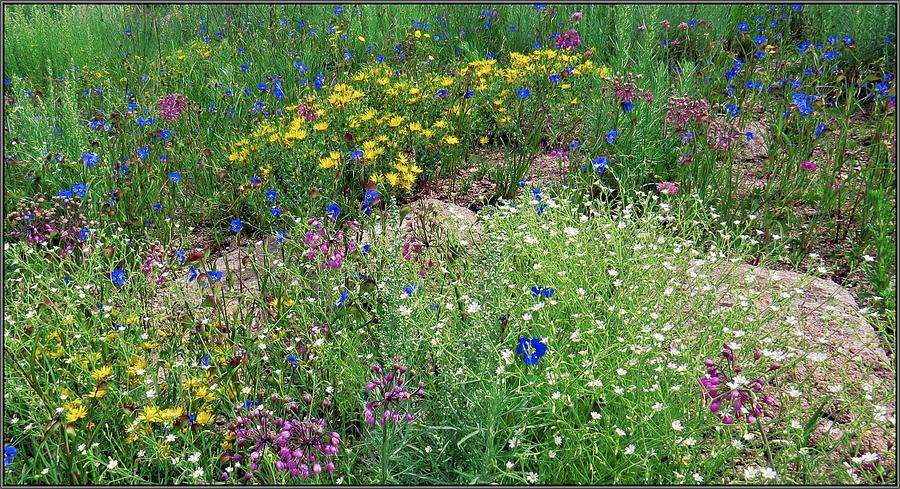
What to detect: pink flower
<box><xmin>801</xmin><ymin>160</ymin><xmax>817</xmax><ymax>172</ymax></box>
<box><xmin>656</xmin><ymin>181</ymin><xmax>680</xmax><ymax>195</ymax></box>
<box><xmin>660</xmin><ymin>20</ymin><xmax>671</xmax><ymax>29</ymax></box>
<box><xmin>638</xmin><ymin>24</ymin><xmax>647</xmax><ymax>31</ymax></box>
<box><xmin>571</xmin><ymin>11</ymin><xmax>583</xmax><ymax>21</ymax></box>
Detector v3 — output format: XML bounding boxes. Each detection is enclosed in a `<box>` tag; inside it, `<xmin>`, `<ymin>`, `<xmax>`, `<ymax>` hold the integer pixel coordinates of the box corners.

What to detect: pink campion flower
<box><xmin>660</xmin><ymin>19</ymin><xmax>671</xmax><ymax>29</ymax></box>
<box><xmin>638</xmin><ymin>24</ymin><xmax>647</xmax><ymax>31</ymax></box>
<box><xmin>571</xmin><ymin>11</ymin><xmax>583</xmax><ymax>21</ymax></box>
<box><xmin>656</xmin><ymin>181</ymin><xmax>680</xmax><ymax>195</ymax></box>
<box><xmin>679</xmin><ymin>22</ymin><xmax>689</xmax><ymax>29</ymax></box>
<box><xmin>584</xmin><ymin>50</ymin><xmax>593</xmax><ymax>58</ymax></box>
<box><xmin>708</xmin><ymin>122</ymin><xmax>740</xmax><ymax>151</ymax></box>
<box><xmin>801</xmin><ymin>160</ymin><xmax>817</xmax><ymax>172</ymax></box>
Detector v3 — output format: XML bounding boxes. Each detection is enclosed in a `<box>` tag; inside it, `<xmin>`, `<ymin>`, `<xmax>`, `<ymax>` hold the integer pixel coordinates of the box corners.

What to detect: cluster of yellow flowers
<box><xmin>222</xmin><ymin>49</ymin><xmax>607</xmax><ymax>197</ymax></box>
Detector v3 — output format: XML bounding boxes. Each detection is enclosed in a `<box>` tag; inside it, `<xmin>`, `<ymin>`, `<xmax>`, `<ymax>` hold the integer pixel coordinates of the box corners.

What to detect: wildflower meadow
<box><xmin>2</xmin><ymin>3</ymin><xmax>897</xmax><ymax>485</ymax></box>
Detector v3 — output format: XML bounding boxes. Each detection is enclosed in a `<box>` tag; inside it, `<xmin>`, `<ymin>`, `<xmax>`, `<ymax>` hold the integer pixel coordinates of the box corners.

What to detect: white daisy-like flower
<box><xmin>624</xmin><ymin>444</ymin><xmax>636</xmax><ymax>455</ymax></box>
<box><xmin>526</xmin><ymin>472</ymin><xmax>539</xmax><ymax>484</ymax></box>
<box><xmin>671</xmin><ymin>420</ymin><xmax>684</xmax><ymax>431</ymax></box>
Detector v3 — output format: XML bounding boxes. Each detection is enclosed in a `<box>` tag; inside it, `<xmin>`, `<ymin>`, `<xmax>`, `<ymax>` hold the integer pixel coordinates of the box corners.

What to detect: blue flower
<box><xmin>606</xmin><ymin>129</ymin><xmax>618</xmax><ymax>144</ymax></box>
<box><xmin>201</xmin><ymin>355</ymin><xmax>210</xmax><ymax>367</ymax></box>
<box><xmin>276</xmin><ymin>230</ymin><xmax>287</xmax><ymax>244</ymax></box>
<box><xmin>176</xmin><ymin>249</ymin><xmax>186</xmax><ymax>266</ymax></box>
<box><xmin>570</xmin><ymin>140</ymin><xmax>581</xmax><ymax>150</ymax></box>
<box><xmin>137</xmin><ymin>146</ymin><xmax>149</xmax><ymax>161</ymax></box>
<box><xmin>153</xmin><ymin>202</ymin><xmax>162</xmax><ymax>212</ymax></box>
<box><xmin>725</xmin><ymin>103</ymin><xmax>740</xmax><ymax>119</ymax></box>
<box><xmin>4</xmin><ymin>445</ymin><xmax>17</xmax><ymax>466</ymax></box>
<box><xmin>746</xmin><ymin>131</ymin><xmax>754</xmax><ymax>141</ymax></box>
<box><xmin>111</xmin><ymin>268</ymin><xmax>126</xmax><ymax>287</ymax></box>
<box><xmin>738</xmin><ymin>22</ymin><xmax>748</xmax><ymax>33</ymax></box>
<box><xmin>79</xmin><ymin>228</ymin><xmax>91</xmax><ymax>241</ymax></box>
<box><xmin>230</xmin><ymin>219</ymin><xmax>243</xmax><ymax>233</ymax></box>
<box><xmin>351</xmin><ymin>149</ymin><xmax>365</xmax><ymax>161</ymax></box>
<box><xmin>531</xmin><ymin>187</ymin><xmax>543</xmax><ymax>202</ymax></box>
<box><xmin>517</xmin><ymin>337</ymin><xmax>548</xmax><ymax>365</ymax></box>
<box><xmin>188</xmin><ymin>265</ymin><xmax>198</xmax><ymax>282</ymax></box>
<box><xmin>518</xmin><ymin>87</ymin><xmax>530</xmax><ymax>99</ymax></box>
<box><xmin>815</xmin><ymin>123</ymin><xmax>825</xmax><ymax>139</ymax></box>
<box><xmin>592</xmin><ymin>157</ymin><xmax>608</xmax><ymax>173</ymax></box>
<box><xmin>436</xmin><ymin>88</ymin><xmax>448</xmax><ymax>98</ymax></box>
<box><xmin>822</xmin><ymin>51</ymin><xmax>839</xmax><ymax>61</ymax></box>
<box><xmin>71</xmin><ymin>183</ymin><xmax>87</xmax><ymax>197</ymax></box>
<box><xmin>208</xmin><ymin>270</ymin><xmax>223</xmax><ymax>283</ymax></box>
<box><xmin>82</xmin><ymin>153</ymin><xmax>98</xmax><ymax>167</ymax></box>
<box><xmin>362</xmin><ymin>189</ymin><xmax>381</xmax><ymax>214</ymax></box>
<box><xmin>168</xmin><ymin>172</ymin><xmax>181</xmax><ymax>183</ymax></box>
<box><xmin>404</xmin><ymin>284</ymin><xmax>418</xmax><ymax>297</ymax></box>
<box><xmin>266</xmin><ymin>189</ymin><xmax>277</xmax><ymax>203</ymax></box>
<box><xmin>327</xmin><ymin>203</ymin><xmax>341</xmax><ymax>219</ymax></box>
<box><xmin>622</xmin><ymin>100</ymin><xmax>634</xmax><ymax>112</ymax></box>
<box><xmin>270</xmin><ymin>207</ymin><xmax>282</xmax><ymax>217</ymax></box>
<box><xmin>337</xmin><ymin>290</ymin><xmax>350</xmax><ymax>309</ymax></box>
<box><xmin>287</xmin><ymin>355</ymin><xmax>299</xmax><ymax>368</ymax></box>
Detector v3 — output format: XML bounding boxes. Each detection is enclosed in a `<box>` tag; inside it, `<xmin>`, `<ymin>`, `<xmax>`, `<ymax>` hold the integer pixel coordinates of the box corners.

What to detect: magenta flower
<box><xmin>656</xmin><ymin>181</ymin><xmax>680</xmax><ymax>195</ymax></box>
<box><xmin>801</xmin><ymin>160</ymin><xmax>817</xmax><ymax>172</ymax></box>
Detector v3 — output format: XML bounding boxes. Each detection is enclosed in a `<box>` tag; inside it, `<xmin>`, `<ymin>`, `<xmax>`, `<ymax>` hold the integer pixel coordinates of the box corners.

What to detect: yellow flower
<box><xmin>139</xmin><ymin>405</ymin><xmax>164</xmax><ymax>423</ymax></box>
<box><xmin>87</xmin><ymin>386</ymin><xmax>107</xmax><ymax>399</ymax></box>
<box><xmin>388</xmin><ymin>115</ymin><xmax>404</xmax><ymax>128</ymax></box>
<box><xmin>414</xmin><ymin>30</ymin><xmax>422</xmax><ymax>38</ymax></box>
<box><xmin>196</xmin><ymin>409</ymin><xmax>214</xmax><ymax>426</ymax></box>
<box><xmin>313</xmin><ymin>121</ymin><xmax>329</xmax><ymax>132</ymax></box>
<box><xmin>91</xmin><ymin>365</ymin><xmax>112</xmax><ymax>382</ymax></box>
<box><xmin>64</xmin><ymin>399</ymin><xmax>88</xmax><ymax>423</ymax></box>
<box><xmin>162</xmin><ymin>406</ymin><xmax>184</xmax><ymax>422</ymax></box>
<box><xmin>444</xmin><ymin>135</ymin><xmax>460</xmax><ymax>145</ymax></box>
<box><xmin>385</xmin><ymin>172</ymin><xmax>400</xmax><ymax>186</ymax></box>
<box><xmin>479</xmin><ymin>136</ymin><xmax>489</xmax><ymax>145</ymax></box>
<box><xmin>128</xmin><ymin>356</ymin><xmax>146</xmax><ymax>377</ymax></box>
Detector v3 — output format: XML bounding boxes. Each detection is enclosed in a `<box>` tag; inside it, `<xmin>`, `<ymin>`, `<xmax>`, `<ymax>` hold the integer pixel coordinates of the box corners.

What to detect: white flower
<box><xmin>106</xmin><ymin>458</ymin><xmax>119</xmax><ymax>470</ymax></box>
<box><xmin>526</xmin><ymin>472</ymin><xmax>539</xmax><ymax>484</ymax></box>
<box><xmin>624</xmin><ymin>444</ymin><xmax>636</xmax><ymax>455</ymax></box>
<box><xmin>522</xmin><ymin>313</ymin><xmax>532</xmax><ymax>321</ymax></box>
<box><xmin>591</xmin><ymin>411</ymin><xmax>602</xmax><ymax>420</ymax></box>
<box><xmin>671</xmin><ymin>420</ymin><xmax>684</xmax><ymax>431</ymax></box>
<box><xmin>615</xmin><ymin>428</ymin><xmax>626</xmax><ymax>436</ymax></box>
<box><xmin>188</xmin><ymin>452</ymin><xmax>201</xmax><ymax>464</ymax></box>
<box><xmin>788</xmin><ymin>387</ymin><xmax>803</xmax><ymax>398</ymax></box>
<box><xmin>424</xmin><ymin>446</ymin><xmax>432</xmax><ymax>453</ymax></box>
<box><xmin>506</xmin><ymin>460</ymin><xmax>515</xmax><ymax>470</ymax></box>
<box><xmin>564</xmin><ymin>226</ymin><xmax>580</xmax><ymax>237</ymax></box>
<box><xmin>693</xmin><ymin>473</ymin><xmax>704</xmax><ymax>483</ymax></box>
<box><xmin>398</xmin><ymin>304</ymin><xmax>412</xmax><ymax>317</ymax></box>
<box><xmin>258</xmin><ymin>343</ymin><xmax>267</xmax><ymax>351</ymax></box>
<box><xmin>192</xmin><ymin>467</ymin><xmax>204</xmax><ymax>479</ymax></box>
<box><xmin>863</xmin><ymin>254</ymin><xmax>876</xmax><ymax>262</ymax></box>
<box><xmin>732</xmin><ymin>439</ymin><xmax>744</xmax><ymax>449</ymax></box>
<box><xmin>759</xmin><ymin>467</ymin><xmax>778</xmax><ymax>480</ymax></box>
<box><xmin>551</xmin><ymin>391</ymin><xmax>561</xmax><ymax>400</ymax></box>
<box><xmin>616</xmin><ymin>368</ymin><xmax>627</xmax><ymax>376</ymax></box>
<box><xmin>137</xmin><ymin>450</ymin><xmax>146</xmax><ymax>458</ymax></box>
<box><xmin>743</xmin><ymin>466</ymin><xmax>759</xmax><ymax>480</ymax></box>
<box><xmin>790</xmin><ymin>419</ymin><xmax>803</xmax><ymax>429</ymax></box>
<box><xmin>554</xmin><ymin>435</ymin><xmax>563</xmax><ymax>446</ymax></box>
<box><xmin>465</xmin><ymin>301</ymin><xmax>482</xmax><ymax>315</ymax></box>
<box><xmin>608</xmin><ymin>269</ymin><xmax>619</xmax><ymax>277</ymax></box>
<box><xmin>165</xmin><ymin>434</ymin><xmax>176</xmax><ymax>443</ymax></box>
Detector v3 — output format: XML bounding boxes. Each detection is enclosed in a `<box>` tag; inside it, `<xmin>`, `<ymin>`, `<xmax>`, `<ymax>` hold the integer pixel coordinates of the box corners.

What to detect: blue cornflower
<box><xmin>79</xmin><ymin>228</ymin><xmax>91</xmax><ymax>241</ymax></box>
<box><xmin>270</xmin><ymin>207</ymin><xmax>282</xmax><ymax>217</ymax></box>
<box><xmin>266</xmin><ymin>189</ymin><xmax>277</xmax><ymax>203</ymax></box>
<box><xmin>815</xmin><ymin>123</ymin><xmax>826</xmax><ymax>139</ymax></box>
<box><xmin>160</xmin><ymin>130</ymin><xmax>172</xmax><ymax>141</ymax></box>
<box><xmin>738</xmin><ymin>22</ymin><xmax>749</xmax><ymax>33</ymax></box>
<box><xmin>4</xmin><ymin>445</ymin><xmax>17</xmax><ymax>466</ymax></box>
<box><xmin>531</xmin><ymin>187</ymin><xmax>543</xmax><ymax>202</ymax></box>
<box><xmin>606</xmin><ymin>129</ymin><xmax>618</xmax><ymax>144</ymax></box>
<box><xmin>337</xmin><ymin>290</ymin><xmax>350</xmax><ymax>309</ymax></box>
<box><xmin>465</xmin><ymin>90</ymin><xmax>475</xmax><ymax>99</ymax></box>
<box><xmin>724</xmin><ymin>103</ymin><xmax>740</xmax><ymax>119</ymax></box>
<box><xmin>517</xmin><ymin>337</ymin><xmax>548</xmax><ymax>365</ymax></box>
<box><xmin>168</xmin><ymin>172</ymin><xmax>181</xmax><ymax>183</ymax></box>
<box><xmin>153</xmin><ymin>202</ymin><xmax>162</xmax><ymax>212</ymax></box>
<box><xmin>58</xmin><ymin>189</ymin><xmax>73</xmax><ymax>199</ymax></box>
<box><xmin>592</xmin><ymin>157</ymin><xmax>608</xmax><ymax>173</ymax></box>
<box><xmin>287</xmin><ymin>355</ymin><xmax>299</xmax><ymax>368</ymax></box>
<box><xmin>72</xmin><ymin>183</ymin><xmax>87</xmax><ymax>197</ymax></box>
<box><xmin>137</xmin><ymin>146</ymin><xmax>149</xmax><ymax>160</ymax></box>
<box><xmin>822</xmin><ymin>51</ymin><xmax>839</xmax><ymax>61</ymax></box>
<box><xmin>351</xmin><ymin>150</ymin><xmax>365</xmax><ymax>161</ymax></box>
<box><xmin>746</xmin><ymin>131</ymin><xmax>754</xmax><ymax>141</ymax></box>
<box><xmin>362</xmin><ymin>189</ymin><xmax>381</xmax><ymax>214</ymax></box>
<box><xmin>276</xmin><ymin>230</ymin><xmax>287</xmax><ymax>244</ymax></box>
<box><xmin>188</xmin><ymin>266</ymin><xmax>198</xmax><ymax>282</ymax></box>
<box><xmin>404</xmin><ymin>284</ymin><xmax>418</xmax><ymax>297</ymax></box>
<box><xmin>82</xmin><ymin>153</ymin><xmax>98</xmax><ymax>167</ymax></box>
<box><xmin>230</xmin><ymin>219</ymin><xmax>243</xmax><ymax>233</ymax></box>
<box><xmin>208</xmin><ymin>270</ymin><xmax>223</xmax><ymax>283</ymax></box>
<box><xmin>327</xmin><ymin>203</ymin><xmax>341</xmax><ymax>219</ymax></box>
<box><xmin>436</xmin><ymin>88</ymin><xmax>448</xmax><ymax>98</ymax></box>
<box><xmin>622</xmin><ymin>100</ymin><xmax>634</xmax><ymax>112</ymax></box>
<box><xmin>176</xmin><ymin>249</ymin><xmax>186</xmax><ymax>266</ymax></box>
<box><xmin>570</xmin><ymin>140</ymin><xmax>581</xmax><ymax>150</ymax></box>
<box><xmin>549</xmin><ymin>73</ymin><xmax>561</xmax><ymax>84</ymax></box>
<box><xmin>201</xmin><ymin>355</ymin><xmax>210</xmax><ymax>367</ymax></box>
<box><xmin>754</xmin><ymin>35</ymin><xmax>766</xmax><ymax>46</ymax></box>
<box><xmin>518</xmin><ymin>87</ymin><xmax>530</xmax><ymax>99</ymax></box>
<box><xmin>111</xmin><ymin>268</ymin><xmax>126</xmax><ymax>286</ymax></box>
